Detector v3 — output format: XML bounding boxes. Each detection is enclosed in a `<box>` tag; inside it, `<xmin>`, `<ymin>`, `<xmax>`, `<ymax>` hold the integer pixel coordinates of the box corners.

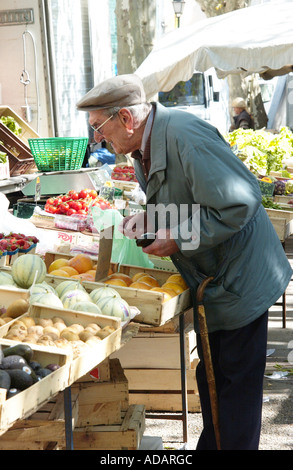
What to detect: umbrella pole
<box><xmin>196</xmin><ymin>276</ymin><xmax>221</xmax><ymax>450</ymax></box>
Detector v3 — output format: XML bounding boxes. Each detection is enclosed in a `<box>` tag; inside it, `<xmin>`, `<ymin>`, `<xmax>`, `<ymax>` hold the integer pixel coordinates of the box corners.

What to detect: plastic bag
<box><xmin>90</xmin><ymin>206</ymin><xmax>154</xmax><ymax>269</ymax></box>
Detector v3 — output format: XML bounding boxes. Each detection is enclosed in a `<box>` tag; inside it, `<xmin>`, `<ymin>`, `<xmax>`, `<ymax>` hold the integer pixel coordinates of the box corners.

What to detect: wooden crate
<box><xmin>0</xmin><ymin>392</ymin><xmax>78</xmax><ymax>450</ymax></box>
<box><xmin>0</xmin><ymin>304</ymin><xmax>122</xmax><ymax>386</ymax></box>
<box><xmin>43</xmin><ymin>251</ymin><xmax>192</xmax><ymax>327</ymax></box>
<box><xmin>265</xmin><ymin>208</ymin><xmax>293</xmax><ymax>242</ymax></box>
<box><xmin>72</xmin><ymin>359</ymin><xmax>129</xmax><ymax>427</ymax></box>
<box><xmin>0</xmin><ymin>339</ymin><xmax>71</xmax><ymax>435</ymax></box>
<box><xmin>73</xmin><ymin>404</ymin><xmax>145</xmax><ymax>450</ymax></box>
<box><xmin>110</xmin><ymin>329</ymin><xmax>197</xmax><ymax>370</ymax></box>
<box><xmin>125</xmin><ymin>366</ymin><xmax>200</xmax><ymax>412</ymax></box>
<box><xmin>0</xmin><ymin>106</ymin><xmax>39</xmax><ymax>147</ymax></box>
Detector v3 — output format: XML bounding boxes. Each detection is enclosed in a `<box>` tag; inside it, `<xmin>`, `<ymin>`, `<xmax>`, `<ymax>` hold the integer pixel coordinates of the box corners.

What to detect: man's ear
<box><xmin>118</xmin><ymin>108</ymin><xmax>133</xmax><ymax>130</ymax></box>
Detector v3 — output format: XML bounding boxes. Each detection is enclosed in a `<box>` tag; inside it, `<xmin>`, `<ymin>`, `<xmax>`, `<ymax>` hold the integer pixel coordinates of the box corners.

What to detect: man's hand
<box><xmin>141</xmin><ymin>228</ymin><xmax>179</xmax><ymax>257</ymax></box>
<box><xmin>118</xmin><ymin>212</ymin><xmax>151</xmax><ymax>240</ymax></box>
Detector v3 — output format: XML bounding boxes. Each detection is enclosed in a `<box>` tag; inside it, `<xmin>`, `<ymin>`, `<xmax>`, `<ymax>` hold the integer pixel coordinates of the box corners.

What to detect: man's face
<box><xmin>89</xmin><ymin>109</ymin><xmax>140</xmax><ymax>155</ymax></box>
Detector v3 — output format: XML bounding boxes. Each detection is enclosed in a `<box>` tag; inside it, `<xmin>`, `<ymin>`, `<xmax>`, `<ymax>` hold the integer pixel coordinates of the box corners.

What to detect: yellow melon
<box><xmin>150</xmin><ymin>287</ymin><xmax>177</xmax><ymax>297</ymax></box>
<box><xmin>138</xmin><ymin>275</ymin><xmax>160</xmax><ymax>288</ymax></box>
<box><xmin>107</xmin><ymin>273</ymin><xmax>133</xmax><ymax>286</ymax></box>
<box><xmin>104</xmin><ymin>278</ymin><xmax>128</xmax><ymax>287</ymax></box>
<box><xmin>129</xmin><ymin>281</ymin><xmax>152</xmax><ymax>290</ymax></box>
<box><xmin>131</xmin><ymin>272</ymin><xmax>147</xmax><ymax>282</ymax></box>
<box><xmin>166</xmin><ymin>274</ymin><xmax>188</xmax><ymax>290</ymax></box>
<box><xmin>48</xmin><ymin>258</ymin><xmax>69</xmax><ymax>273</ymax></box>
<box><xmin>49</xmin><ymin>269</ymin><xmax>69</xmax><ymax>277</ymax></box>
<box><xmin>161</xmin><ymin>282</ymin><xmax>185</xmax><ymax>295</ymax></box>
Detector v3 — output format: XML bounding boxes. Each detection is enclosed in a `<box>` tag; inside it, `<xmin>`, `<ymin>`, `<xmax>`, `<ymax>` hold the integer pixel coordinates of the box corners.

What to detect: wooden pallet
<box><xmin>73</xmin><ymin>404</ymin><xmax>145</xmax><ymax>450</ymax></box>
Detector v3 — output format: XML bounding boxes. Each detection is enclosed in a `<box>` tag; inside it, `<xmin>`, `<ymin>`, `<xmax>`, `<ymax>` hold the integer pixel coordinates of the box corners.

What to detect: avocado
<box><xmin>7</xmin><ymin>388</ymin><xmax>21</xmax><ymax>399</ymax></box>
<box><xmin>3</xmin><ymin>344</ymin><xmax>33</xmax><ymax>363</ymax></box>
<box><xmin>0</xmin><ymin>369</ymin><xmax>11</xmax><ymax>391</ymax></box>
<box><xmin>6</xmin><ymin>368</ymin><xmax>34</xmax><ymax>390</ymax></box>
<box><xmin>1</xmin><ymin>355</ymin><xmax>28</xmax><ymax>370</ymax></box>
<box><xmin>29</xmin><ymin>361</ymin><xmax>42</xmax><ymax>372</ymax></box>
<box><xmin>36</xmin><ymin>368</ymin><xmax>53</xmax><ymax>379</ymax></box>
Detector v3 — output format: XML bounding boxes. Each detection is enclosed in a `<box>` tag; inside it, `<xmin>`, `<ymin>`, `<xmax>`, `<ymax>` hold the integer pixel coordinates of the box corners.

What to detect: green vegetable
<box><xmin>261</xmin><ymin>197</ymin><xmax>281</xmax><ymax>209</ymax></box>
<box><xmin>226</xmin><ymin>127</ymin><xmax>293</xmax><ymax>175</ymax></box>
<box><xmin>0</xmin><ymin>115</ymin><xmax>22</xmax><ymax>136</ymax></box>
<box><xmin>0</xmin><ymin>151</ymin><xmax>7</xmax><ymax>164</ymax></box>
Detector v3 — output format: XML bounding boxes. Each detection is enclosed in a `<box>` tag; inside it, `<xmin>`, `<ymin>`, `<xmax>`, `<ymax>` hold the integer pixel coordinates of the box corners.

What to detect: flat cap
<box><xmin>76</xmin><ymin>74</ymin><xmax>146</xmax><ymax>111</ymax></box>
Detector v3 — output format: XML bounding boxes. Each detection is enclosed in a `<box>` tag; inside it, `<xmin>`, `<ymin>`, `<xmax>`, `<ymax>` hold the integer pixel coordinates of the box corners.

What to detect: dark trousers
<box><xmin>195</xmin><ymin>311</ymin><xmax>268</xmax><ymax>450</ymax></box>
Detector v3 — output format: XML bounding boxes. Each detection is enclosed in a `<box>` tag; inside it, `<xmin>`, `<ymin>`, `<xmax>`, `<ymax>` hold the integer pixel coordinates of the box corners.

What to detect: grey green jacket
<box><xmin>133</xmin><ymin>102</ymin><xmax>292</xmax><ymax>333</ymax></box>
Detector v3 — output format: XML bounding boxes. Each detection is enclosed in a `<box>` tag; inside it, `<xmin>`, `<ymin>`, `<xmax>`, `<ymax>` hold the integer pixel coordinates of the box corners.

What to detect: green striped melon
<box><xmin>30</xmin><ymin>292</ymin><xmax>63</xmax><ymax>308</ymax></box>
<box><xmin>55</xmin><ymin>280</ymin><xmax>85</xmax><ymax>299</ymax></box>
<box><xmin>62</xmin><ymin>289</ymin><xmax>91</xmax><ymax>309</ymax></box>
<box><xmin>89</xmin><ymin>286</ymin><xmax>121</xmax><ymax>304</ymax></box>
<box><xmin>29</xmin><ymin>282</ymin><xmax>56</xmax><ymax>298</ymax></box>
<box><xmin>72</xmin><ymin>301</ymin><xmax>102</xmax><ymax>315</ymax></box>
<box><xmin>11</xmin><ymin>254</ymin><xmax>47</xmax><ymax>288</ymax></box>
<box><xmin>96</xmin><ymin>295</ymin><xmax>130</xmax><ymax>320</ymax></box>
<box><xmin>0</xmin><ymin>272</ymin><xmax>17</xmax><ymax>286</ymax></box>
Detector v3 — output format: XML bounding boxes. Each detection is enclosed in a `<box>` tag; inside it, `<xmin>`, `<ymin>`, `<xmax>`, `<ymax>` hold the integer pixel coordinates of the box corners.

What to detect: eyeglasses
<box><xmin>90</xmin><ymin>114</ymin><xmax>114</xmax><ymax>135</ymax></box>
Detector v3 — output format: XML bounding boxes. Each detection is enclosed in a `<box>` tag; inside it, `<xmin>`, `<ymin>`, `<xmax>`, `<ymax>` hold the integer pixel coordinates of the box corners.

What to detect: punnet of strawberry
<box><xmin>44</xmin><ymin>188</ymin><xmax>113</xmax><ymax>216</ymax></box>
<box><xmin>111</xmin><ymin>165</ymin><xmax>137</xmax><ymax>182</ymax></box>
<box><xmin>0</xmin><ymin>232</ymin><xmax>39</xmax><ymax>255</ymax></box>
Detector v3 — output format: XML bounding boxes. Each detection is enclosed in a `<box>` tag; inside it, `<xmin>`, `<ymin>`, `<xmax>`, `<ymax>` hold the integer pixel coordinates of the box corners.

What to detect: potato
<box><xmin>52</xmin><ymin>316</ymin><xmax>65</xmax><ymax>324</ymax></box>
<box><xmin>86</xmin><ymin>323</ymin><xmax>101</xmax><ymax>333</ymax></box>
<box><xmin>43</xmin><ymin>326</ymin><xmax>60</xmax><ymax>341</ymax></box>
<box><xmin>79</xmin><ymin>330</ymin><xmax>94</xmax><ymax>342</ymax></box>
<box><xmin>60</xmin><ymin>328</ymin><xmax>80</xmax><ymax>342</ymax></box>
<box><xmin>37</xmin><ymin>335</ymin><xmax>56</xmax><ymax>346</ymax></box>
<box><xmin>36</xmin><ymin>318</ymin><xmax>53</xmax><ymax>328</ymax></box>
<box><xmin>54</xmin><ymin>322</ymin><xmax>67</xmax><ymax>332</ymax></box>
<box><xmin>54</xmin><ymin>338</ymin><xmax>71</xmax><ymax>350</ymax></box>
<box><xmin>27</xmin><ymin>325</ymin><xmax>44</xmax><ymax>336</ymax></box>
<box><xmin>85</xmin><ymin>336</ymin><xmax>101</xmax><ymax>346</ymax></box>
<box><xmin>96</xmin><ymin>326</ymin><xmax>116</xmax><ymax>339</ymax></box>
<box><xmin>68</xmin><ymin>323</ymin><xmax>84</xmax><ymax>334</ymax></box>
<box><xmin>21</xmin><ymin>316</ymin><xmax>36</xmax><ymax>328</ymax></box>
<box><xmin>22</xmin><ymin>334</ymin><xmax>39</xmax><ymax>344</ymax></box>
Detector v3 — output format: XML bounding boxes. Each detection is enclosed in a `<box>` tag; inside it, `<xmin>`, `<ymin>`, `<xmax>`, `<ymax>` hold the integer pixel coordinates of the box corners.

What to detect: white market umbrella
<box><xmin>135</xmin><ymin>0</ymin><xmax>293</xmax><ymax>99</ymax></box>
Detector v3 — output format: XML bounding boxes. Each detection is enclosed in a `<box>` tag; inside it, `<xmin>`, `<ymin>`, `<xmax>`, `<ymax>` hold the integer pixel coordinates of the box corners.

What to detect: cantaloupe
<box><xmin>72</xmin><ymin>301</ymin><xmax>102</xmax><ymax>315</ymax></box>
<box><xmin>11</xmin><ymin>254</ymin><xmax>47</xmax><ymax>288</ymax></box>
<box><xmin>89</xmin><ymin>286</ymin><xmax>121</xmax><ymax>304</ymax></box>
<box><xmin>61</xmin><ymin>289</ymin><xmax>92</xmax><ymax>309</ymax></box>
<box><xmin>0</xmin><ymin>272</ymin><xmax>16</xmax><ymax>286</ymax></box>
<box><xmin>55</xmin><ymin>280</ymin><xmax>85</xmax><ymax>299</ymax></box>
<box><xmin>29</xmin><ymin>282</ymin><xmax>56</xmax><ymax>298</ymax></box>
<box><xmin>96</xmin><ymin>295</ymin><xmax>130</xmax><ymax>320</ymax></box>
<box><xmin>30</xmin><ymin>292</ymin><xmax>64</xmax><ymax>308</ymax></box>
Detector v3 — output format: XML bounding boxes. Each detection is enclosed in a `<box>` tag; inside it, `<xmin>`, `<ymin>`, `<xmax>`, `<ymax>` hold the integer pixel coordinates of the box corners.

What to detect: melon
<box><xmin>61</xmin><ymin>289</ymin><xmax>92</xmax><ymax>309</ymax></box>
<box><xmin>30</xmin><ymin>292</ymin><xmax>63</xmax><ymax>308</ymax></box>
<box><xmin>29</xmin><ymin>282</ymin><xmax>56</xmax><ymax>297</ymax></box>
<box><xmin>96</xmin><ymin>295</ymin><xmax>130</xmax><ymax>320</ymax></box>
<box><xmin>55</xmin><ymin>280</ymin><xmax>85</xmax><ymax>299</ymax></box>
<box><xmin>89</xmin><ymin>286</ymin><xmax>121</xmax><ymax>304</ymax></box>
<box><xmin>0</xmin><ymin>272</ymin><xmax>17</xmax><ymax>286</ymax></box>
<box><xmin>72</xmin><ymin>301</ymin><xmax>102</xmax><ymax>315</ymax></box>
<box><xmin>11</xmin><ymin>254</ymin><xmax>47</xmax><ymax>288</ymax></box>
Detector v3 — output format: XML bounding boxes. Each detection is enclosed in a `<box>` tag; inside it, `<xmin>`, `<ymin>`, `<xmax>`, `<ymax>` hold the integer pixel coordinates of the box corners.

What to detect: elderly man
<box><xmin>77</xmin><ymin>74</ymin><xmax>292</xmax><ymax>450</ymax></box>
<box><xmin>229</xmin><ymin>97</ymin><xmax>255</xmax><ymax>131</ymax></box>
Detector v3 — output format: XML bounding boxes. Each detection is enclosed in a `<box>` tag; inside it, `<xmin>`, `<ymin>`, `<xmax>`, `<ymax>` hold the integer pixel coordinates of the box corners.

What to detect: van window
<box><xmin>158</xmin><ymin>73</ymin><xmax>205</xmax><ymax>107</ymax></box>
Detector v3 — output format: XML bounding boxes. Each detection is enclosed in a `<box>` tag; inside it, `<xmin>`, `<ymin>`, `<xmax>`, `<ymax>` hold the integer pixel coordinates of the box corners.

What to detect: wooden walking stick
<box><xmin>196</xmin><ymin>276</ymin><xmax>221</xmax><ymax>450</ymax></box>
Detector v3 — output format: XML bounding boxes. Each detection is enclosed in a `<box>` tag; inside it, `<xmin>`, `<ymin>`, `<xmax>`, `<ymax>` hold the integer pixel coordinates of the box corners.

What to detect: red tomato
<box><xmin>67</xmin><ymin>208</ymin><xmax>77</xmax><ymax>216</ymax></box>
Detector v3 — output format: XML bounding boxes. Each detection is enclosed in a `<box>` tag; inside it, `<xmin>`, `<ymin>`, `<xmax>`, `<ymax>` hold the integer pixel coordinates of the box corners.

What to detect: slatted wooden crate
<box><xmin>43</xmin><ymin>251</ymin><xmax>192</xmax><ymax>327</ymax></box>
<box><xmin>124</xmin><ymin>366</ymin><xmax>200</xmax><ymax>413</ymax></box>
<box><xmin>0</xmin><ymin>392</ymin><xmax>78</xmax><ymax>450</ymax></box>
<box><xmin>0</xmin><ymin>339</ymin><xmax>71</xmax><ymax>436</ymax></box>
<box><xmin>73</xmin><ymin>404</ymin><xmax>145</xmax><ymax>450</ymax></box>
<box><xmin>72</xmin><ymin>359</ymin><xmax>129</xmax><ymax>427</ymax></box>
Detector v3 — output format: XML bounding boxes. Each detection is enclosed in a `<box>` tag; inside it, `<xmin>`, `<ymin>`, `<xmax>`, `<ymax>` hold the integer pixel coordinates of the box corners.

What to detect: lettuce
<box><xmin>0</xmin><ymin>116</ymin><xmax>22</xmax><ymax>136</ymax></box>
<box><xmin>225</xmin><ymin>127</ymin><xmax>293</xmax><ymax>175</ymax></box>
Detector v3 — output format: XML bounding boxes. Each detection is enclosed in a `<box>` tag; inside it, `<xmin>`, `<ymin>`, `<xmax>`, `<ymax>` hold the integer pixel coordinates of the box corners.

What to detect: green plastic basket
<box><xmin>28</xmin><ymin>137</ymin><xmax>88</xmax><ymax>172</ymax></box>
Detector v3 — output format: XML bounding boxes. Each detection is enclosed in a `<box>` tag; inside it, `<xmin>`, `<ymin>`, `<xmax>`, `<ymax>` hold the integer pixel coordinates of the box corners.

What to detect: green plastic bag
<box><xmin>91</xmin><ymin>206</ymin><xmax>154</xmax><ymax>269</ymax></box>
